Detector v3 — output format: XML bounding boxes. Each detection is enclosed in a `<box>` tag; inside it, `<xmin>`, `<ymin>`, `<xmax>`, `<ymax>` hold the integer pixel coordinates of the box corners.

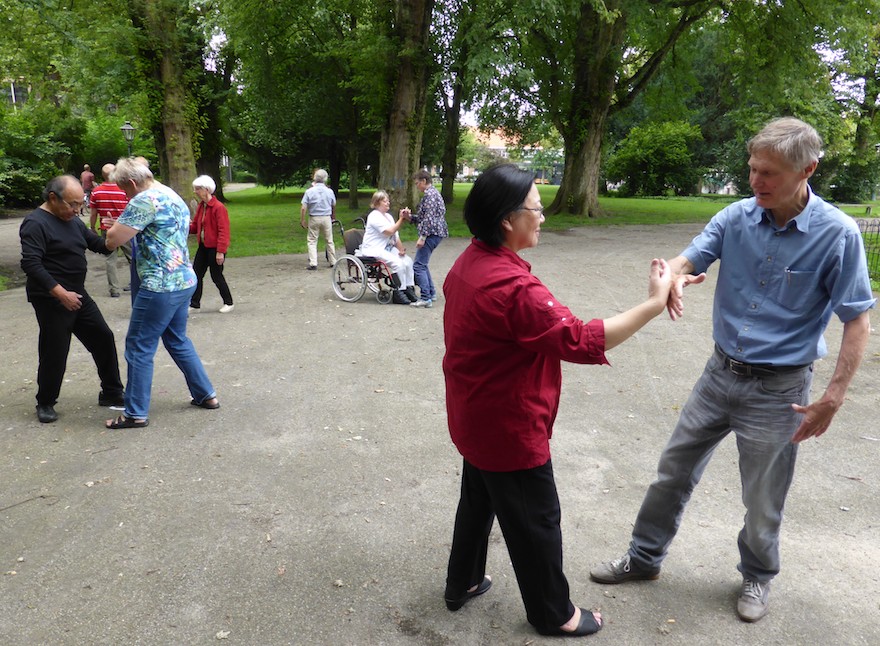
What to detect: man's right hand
<box><xmin>667</xmin><ymin>272</ymin><xmax>706</xmax><ymax>320</ymax></box>
<box><xmin>55</xmin><ymin>288</ymin><xmax>83</xmax><ymax>311</ymax></box>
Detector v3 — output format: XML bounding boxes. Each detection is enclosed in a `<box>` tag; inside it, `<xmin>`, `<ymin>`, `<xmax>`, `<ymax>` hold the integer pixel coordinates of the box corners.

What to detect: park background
<box><xmin>4</xmin><ymin>2</ymin><xmax>880</xmax><ymax>250</ymax></box>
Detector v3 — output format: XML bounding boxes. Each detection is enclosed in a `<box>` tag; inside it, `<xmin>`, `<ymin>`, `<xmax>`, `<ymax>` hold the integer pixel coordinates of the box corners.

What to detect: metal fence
<box><xmin>858</xmin><ymin>218</ymin><xmax>880</xmax><ymax>280</ymax></box>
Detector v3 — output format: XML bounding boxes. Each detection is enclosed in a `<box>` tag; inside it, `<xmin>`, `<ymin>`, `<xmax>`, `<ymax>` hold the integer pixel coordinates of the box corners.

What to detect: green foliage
<box><xmin>0</xmin><ymin>107</ymin><xmax>71</xmax><ymax>207</ymax></box>
<box><xmin>606</xmin><ymin>121</ymin><xmax>704</xmax><ymax>196</ymax></box>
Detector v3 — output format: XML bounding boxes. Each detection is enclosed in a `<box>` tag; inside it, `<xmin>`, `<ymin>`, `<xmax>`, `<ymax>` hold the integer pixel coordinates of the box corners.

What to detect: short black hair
<box><xmin>42</xmin><ymin>175</ymin><xmax>74</xmax><ymax>203</ymax></box>
<box><xmin>463</xmin><ymin>164</ymin><xmax>535</xmax><ymax>247</ymax></box>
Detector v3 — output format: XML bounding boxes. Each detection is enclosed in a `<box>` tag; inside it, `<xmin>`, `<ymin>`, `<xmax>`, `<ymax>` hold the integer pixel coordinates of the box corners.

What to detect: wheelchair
<box><xmin>330</xmin><ymin>221</ymin><xmax>398</xmax><ymax>304</ymax></box>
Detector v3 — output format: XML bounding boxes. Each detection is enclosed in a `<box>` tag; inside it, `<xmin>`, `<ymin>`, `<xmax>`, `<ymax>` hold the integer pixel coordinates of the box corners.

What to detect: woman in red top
<box><xmin>443</xmin><ymin>164</ymin><xmax>672</xmax><ymax>637</ymax></box>
<box><xmin>190</xmin><ymin>175</ymin><xmax>234</xmax><ymax>313</ymax></box>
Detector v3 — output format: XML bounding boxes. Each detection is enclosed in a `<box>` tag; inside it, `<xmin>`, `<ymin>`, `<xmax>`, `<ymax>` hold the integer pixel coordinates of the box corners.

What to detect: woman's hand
<box><xmin>216</xmin><ymin>252</ymin><xmax>225</xmax><ymax>266</ymax></box>
<box><xmin>647</xmin><ymin>258</ymin><xmax>673</xmax><ymax>313</ymax></box>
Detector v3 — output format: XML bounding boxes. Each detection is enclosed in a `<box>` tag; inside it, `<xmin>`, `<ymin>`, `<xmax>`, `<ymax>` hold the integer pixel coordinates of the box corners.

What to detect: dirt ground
<box><xmin>0</xmin><ymin>211</ymin><xmax>878</xmax><ymax>646</ymax></box>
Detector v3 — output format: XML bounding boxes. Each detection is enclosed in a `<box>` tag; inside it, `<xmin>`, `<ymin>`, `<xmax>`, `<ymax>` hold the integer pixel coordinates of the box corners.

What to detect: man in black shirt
<box><xmin>19</xmin><ymin>176</ymin><xmax>125</xmax><ymax>423</ymax></box>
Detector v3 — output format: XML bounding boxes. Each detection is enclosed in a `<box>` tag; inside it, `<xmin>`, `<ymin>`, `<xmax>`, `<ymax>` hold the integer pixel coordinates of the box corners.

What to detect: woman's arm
<box><xmin>105</xmin><ymin>222</ymin><xmax>139</xmax><ymax>251</ymax></box>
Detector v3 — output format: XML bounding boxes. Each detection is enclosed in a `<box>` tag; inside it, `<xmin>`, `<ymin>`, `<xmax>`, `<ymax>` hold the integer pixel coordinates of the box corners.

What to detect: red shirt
<box><xmin>81</xmin><ymin>170</ymin><xmax>95</xmax><ymax>192</ymax></box>
<box><xmin>443</xmin><ymin>239</ymin><xmax>607</xmax><ymax>472</ymax></box>
<box><xmin>89</xmin><ymin>182</ymin><xmax>129</xmax><ymax>230</ymax></box>
<box><xmin>190</xmin><ymin>196</ymin><xmax>231</xmax><ymax>253</ymax></box>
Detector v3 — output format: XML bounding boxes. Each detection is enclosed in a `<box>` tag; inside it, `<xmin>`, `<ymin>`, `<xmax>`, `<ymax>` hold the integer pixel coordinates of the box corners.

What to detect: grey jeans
<box><xmin>628</xmin><ymin>348</ymin><xmax>813</xmax><ymax>582</ymax></box>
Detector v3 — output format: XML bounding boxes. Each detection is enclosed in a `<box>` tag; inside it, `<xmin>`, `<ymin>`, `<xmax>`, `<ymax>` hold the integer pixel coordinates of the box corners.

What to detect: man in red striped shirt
<box><xmin>89</xmin><ymin>163</ymin><xmax>131</xmax><ymax>297</ymax></box>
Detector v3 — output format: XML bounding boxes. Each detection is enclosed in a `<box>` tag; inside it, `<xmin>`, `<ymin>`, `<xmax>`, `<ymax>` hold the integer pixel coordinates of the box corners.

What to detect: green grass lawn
<box><xmin>222</xmin><ymin>184</ymin><xmax>737</xmax><ymax>258</ymax></box>
<box><xmin>2</xmin><ymin>184</ymin><xmax>877</xmax><ymax>291</ymax></box>
<box><xmin>218</xmin><ymin>183</ymin><xmax>879</xmax><ymax>291</ymax></box>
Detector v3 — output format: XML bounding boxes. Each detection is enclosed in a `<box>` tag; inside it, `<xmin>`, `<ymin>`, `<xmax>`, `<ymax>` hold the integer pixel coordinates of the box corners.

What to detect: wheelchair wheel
<box><xmin>376</xmin><ymin>288</ymin><xmax>393</xmax><ymax>304</ymax></box>
<box><xmin>331</xmin><ymin>255</ymin><xmax>367</xmax><ymax>302</ymax></box>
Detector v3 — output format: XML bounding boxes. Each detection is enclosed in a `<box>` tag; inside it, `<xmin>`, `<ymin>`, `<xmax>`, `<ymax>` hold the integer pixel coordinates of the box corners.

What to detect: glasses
<box><xmin>520</xmin><ymin>206</ymin><xmax>544</xmax><ymax>215</ymax></box>
<box><xmin>55</xmin><ymin>194</ymin><xmax>83</xmax><ymax>209</ymax></box>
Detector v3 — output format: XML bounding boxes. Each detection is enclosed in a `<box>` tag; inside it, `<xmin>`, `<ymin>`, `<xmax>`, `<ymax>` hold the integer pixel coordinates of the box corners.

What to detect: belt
<box><xmin>716</xmin><ymin>347</ymin><xmax>810</xmax><ymax>378</ymax></box>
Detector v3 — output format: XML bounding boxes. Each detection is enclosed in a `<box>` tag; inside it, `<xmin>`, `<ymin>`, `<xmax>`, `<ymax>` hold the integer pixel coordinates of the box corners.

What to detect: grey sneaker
<box><xmin>589</xmin><ymin>553</ymin><xmax>660</xmax><ymax>584</ymax></box>
<box><xmin>737</xmin><ymin>578</ymin><xmax>770</xmax><ymax>622</ymax></box>
<box><xmin>410</xmin><ymin>299</ymin><xmax>432</xmax><ymax>308</ymax></box>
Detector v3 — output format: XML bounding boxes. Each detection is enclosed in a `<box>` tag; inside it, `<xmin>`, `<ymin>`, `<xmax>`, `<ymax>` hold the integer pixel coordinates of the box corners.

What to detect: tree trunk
<box><xmin>130</xmin><ymin>0</ymin><xmax>198</xmax><ymax>201</ymax></box>
<box><xmin>440</xmin><ymin>73</ymin><xmax>464</xmax><ymax>205</ymax></box>
<box><xmin>548</xmin><ymin>3</ymin><xmax>625</xmax><ymax>217</ymax></box>
<box><xmin>158</xmin><ymin>55</ymin><xmax>198</xmax><ymax>200</ymax></box>
<box><xmin>378</xmin><ymin>0</ymin><xmax>435</xmax><ymax>210</ymax></box>
<box><xmin>346</xmin><ymin>144</ymin><xmax>360</xmax><ymax>211</ymax></box>
<box><xmin>547</xmin><ymin>0</ymin><xmax>713</xmax><ymax>217</ymax></box>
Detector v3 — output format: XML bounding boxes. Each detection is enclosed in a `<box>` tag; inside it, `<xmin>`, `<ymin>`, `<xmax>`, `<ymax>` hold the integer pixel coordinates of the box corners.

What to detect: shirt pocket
<box><xmin>776</xmin><ymin>268</ymin><xmax>821</xmax><ymax>311</ymax></box>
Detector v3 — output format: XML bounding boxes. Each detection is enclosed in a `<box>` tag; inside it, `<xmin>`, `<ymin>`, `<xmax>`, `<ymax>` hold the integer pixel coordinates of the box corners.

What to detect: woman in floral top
<box><xmin>103</xmin><ymin>158</ymin><xmax>219</xmax><ymax>429</ymax></box>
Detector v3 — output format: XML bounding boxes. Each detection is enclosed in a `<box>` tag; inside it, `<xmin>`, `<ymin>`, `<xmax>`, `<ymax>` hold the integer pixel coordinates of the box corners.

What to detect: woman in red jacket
<box><xmin>190</xmin><ymin>175</ymin><xmax>234</xmax><ymax>313</ymax></box>
<box><xmin>443</xmin><ymin>164</ymin><xmax>672</xmax><ymax>637</ymax></box>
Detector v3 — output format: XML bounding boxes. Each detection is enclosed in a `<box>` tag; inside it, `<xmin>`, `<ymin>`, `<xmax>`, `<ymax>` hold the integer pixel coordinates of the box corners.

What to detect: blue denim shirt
<box><xmin>682</xmin><ymin>188</ymin><xmax>875</xmax><ymax>365</ymax></box>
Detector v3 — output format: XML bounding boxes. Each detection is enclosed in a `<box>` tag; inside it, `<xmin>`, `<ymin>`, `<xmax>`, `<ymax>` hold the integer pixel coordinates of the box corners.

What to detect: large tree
<box><xmin>377</xmin><ymin>0</ymin><xmax>435</xmax><ymax>208</ymax></box>
<box><xmin>431</xmin><ymin>0</ymin><xmax>513</xmax><ymax>203</ymax></box>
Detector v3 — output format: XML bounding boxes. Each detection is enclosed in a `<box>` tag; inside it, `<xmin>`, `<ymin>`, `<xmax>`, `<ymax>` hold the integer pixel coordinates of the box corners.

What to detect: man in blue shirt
<box><xmin>590</xmin><ymin>117</ymin><xmax>875</xmax><ymax>623</ymax></box>
<box><xmin>299</xmin><ymin>169</ymin><xmax>337</xmax><ymax>270</ymax></box>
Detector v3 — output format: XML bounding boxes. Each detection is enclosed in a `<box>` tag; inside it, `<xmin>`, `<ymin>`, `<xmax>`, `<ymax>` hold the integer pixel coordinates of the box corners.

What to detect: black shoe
<box><xmin>392</xmin><ymin>290</ymin><xmax>411</xmax><ymax>305</ymax></box>
<box><xmin>36</xmin><ymin>404</ymin><xmax>58</xmax><ymax>423</ymax></box>
<box><xmin>123</xmin><ymin>284</ymin><xmax>132</xmax><ymax>292</ymax></box>
<box><xmin>306</xmin><ymin>265</ymin><xmax>317</xmax><ymax>271</ymax></box>
<box><xmin>98</xmin><ymin>392</ymin><xmax>125</xmax><ymax>407</ymax></box>
<box><xmin>536</xmin><ymin>608</ymin><xmax>603</xmax><ymax>636</ymax></box>
<box><xmin>445</xmin><ymin>576</ymin><xmax>492</xmax><ymax>611</ymax></box>
<box><xmin>404</xmin><ymin>286</ymin><xmax>418</xmax><ymax>302</ymax></box>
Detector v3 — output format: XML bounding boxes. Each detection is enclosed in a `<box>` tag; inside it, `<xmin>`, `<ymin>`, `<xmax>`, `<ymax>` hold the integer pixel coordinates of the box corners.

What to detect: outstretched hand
<box><xmin>648</xmin><ymin>258</ymin><xmax>673</xmax><ymax>306</ymax></box>
<box><xmin>667</xmin><ymin>271</ymin><xmax>707</xmax><ymax>320</ymax></box>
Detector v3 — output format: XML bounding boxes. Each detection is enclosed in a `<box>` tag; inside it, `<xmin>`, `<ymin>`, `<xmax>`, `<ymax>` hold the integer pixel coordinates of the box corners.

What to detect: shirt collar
<box><xmin>472</xmin><ymin>238</ymin><xmax>532</xmax><ymax>272</ymax></box>
<box><xmin>753</xmin><ymin>184</ymin><xmax>817</xmax><ymax>233</ymax></box>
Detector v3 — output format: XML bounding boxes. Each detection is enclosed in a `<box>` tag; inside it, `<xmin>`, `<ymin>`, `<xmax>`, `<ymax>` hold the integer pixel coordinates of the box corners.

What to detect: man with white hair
<box><xmin>299</xmin><ymin>169</ymin><xmax>336</xmax><ymax>270</ymax></box>
<box><xmin>590</xmin><ymin>117</ymin><xmax>875</xmax><ymax>623</ymax></box>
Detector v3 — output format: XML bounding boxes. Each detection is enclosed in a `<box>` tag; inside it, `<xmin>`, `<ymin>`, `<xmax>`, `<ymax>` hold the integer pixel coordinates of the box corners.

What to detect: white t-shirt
<box><xmin>359</xmin><ymin>209</ymin><xmax>397</xmax><ymax>256</ymax></box>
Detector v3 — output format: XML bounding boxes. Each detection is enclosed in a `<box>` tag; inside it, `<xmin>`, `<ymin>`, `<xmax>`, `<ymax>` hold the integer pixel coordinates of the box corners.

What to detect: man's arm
<box><xmin>791</xmin><ymin>310</ymin><xmax>872</xmax><ymax>443</ymax></box>
<box><xmin>89</xmin><ymin>206</ymin><xmax>99</xmax><ymax>231</ymax></box>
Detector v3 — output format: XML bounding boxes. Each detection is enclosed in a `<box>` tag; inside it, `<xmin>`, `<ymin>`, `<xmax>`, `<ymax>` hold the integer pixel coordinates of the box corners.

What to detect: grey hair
<box><xmin>192</xmin><ymin>174</ymin><xmax>216</xmax><ymax>194</ymax></box>
<box><xmin>111</xmin><ymin>157</ymin><xmax>154</xmax><ymax>186</ymax></box>
<box><xmin>747</xmin><ymin>117</ymin><xmax>823</xmax><ymax>169</ymax></box>
<box><xmin>370</xmin><ymin>190</ymin><xmax>389</xmax><ymax>208</ymax></box>
<box><xmin>313</xmin><ymin>169</ymin><xmax>328</xmax><ymax>184</ymax></box>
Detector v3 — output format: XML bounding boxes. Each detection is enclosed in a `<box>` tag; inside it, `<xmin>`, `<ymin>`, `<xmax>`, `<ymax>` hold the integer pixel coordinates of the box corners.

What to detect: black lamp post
<box><xmin>120</xmin><ymin>121</ymin><xmax>136</xmax><ymax>156</ymax></box>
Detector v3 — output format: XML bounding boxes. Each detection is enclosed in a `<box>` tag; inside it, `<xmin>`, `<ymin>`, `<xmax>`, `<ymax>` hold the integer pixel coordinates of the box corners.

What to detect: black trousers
<box><xmin>446</xmin><ymin>458</ymin><xmax>574</xmax><ymax>631</ymax></box>
<box><xmin>30</xmin><ymin>294</ymin><xmax>124</xmax><ymax>406</ymax></box>
<box><xmin>191</xmin><ymin>243</ymin><xmax>233</xmax><ymax>307</ymax></box>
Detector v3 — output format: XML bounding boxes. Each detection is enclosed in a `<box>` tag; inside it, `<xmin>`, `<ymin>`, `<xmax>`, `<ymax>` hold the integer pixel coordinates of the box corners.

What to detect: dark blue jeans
<box><xmin>124</xmin><ymin>285</ymin><xmax>215</xmax><ymax>419</ymax></box>
<box><xmin>413</xmin><ymin>235</ymin><xmax>442</xmax><ymax>301</ymax></box>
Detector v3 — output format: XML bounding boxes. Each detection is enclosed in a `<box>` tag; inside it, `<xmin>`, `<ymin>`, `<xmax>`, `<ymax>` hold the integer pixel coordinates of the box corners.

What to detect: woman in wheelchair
<box><xmin>357</xmin><ymin>191</ymin><xmax>418</xmax><ymax>304</ymax></box>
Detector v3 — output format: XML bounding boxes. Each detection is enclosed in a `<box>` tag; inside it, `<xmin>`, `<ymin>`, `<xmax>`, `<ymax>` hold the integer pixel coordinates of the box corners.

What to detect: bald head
<box><xmin>102</xmin><ymin>163</ymin><xmax>115</xmax><ymax>180</ymax></box>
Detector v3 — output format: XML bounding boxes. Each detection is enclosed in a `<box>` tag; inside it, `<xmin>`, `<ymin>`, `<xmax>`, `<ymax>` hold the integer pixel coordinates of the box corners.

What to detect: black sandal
<box><xmin>536</xmin><ymin>608</ymin><xmax>603</xmax><ymax>637</ymax></box>
<box><xmin>190</xmin><ymin>398</ymin><xmax>220</xmax><ymax>409</ymax></box>
<box><xmin>106</xmin><ymin>415</ymin><xmax>149</xmax><ymax>429</ymax></box>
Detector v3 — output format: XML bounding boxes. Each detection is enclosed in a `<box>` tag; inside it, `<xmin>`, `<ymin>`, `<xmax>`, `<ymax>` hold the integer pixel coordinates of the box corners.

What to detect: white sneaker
<box><xmin>410</xmin><ymin>299</ymin><xmax>433</xmax><ymax>308</ymax></box>
<box><xmin>219</xmin><ymin>304</ymin><xmax>235</xmax><ymax>314</ymax></box>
